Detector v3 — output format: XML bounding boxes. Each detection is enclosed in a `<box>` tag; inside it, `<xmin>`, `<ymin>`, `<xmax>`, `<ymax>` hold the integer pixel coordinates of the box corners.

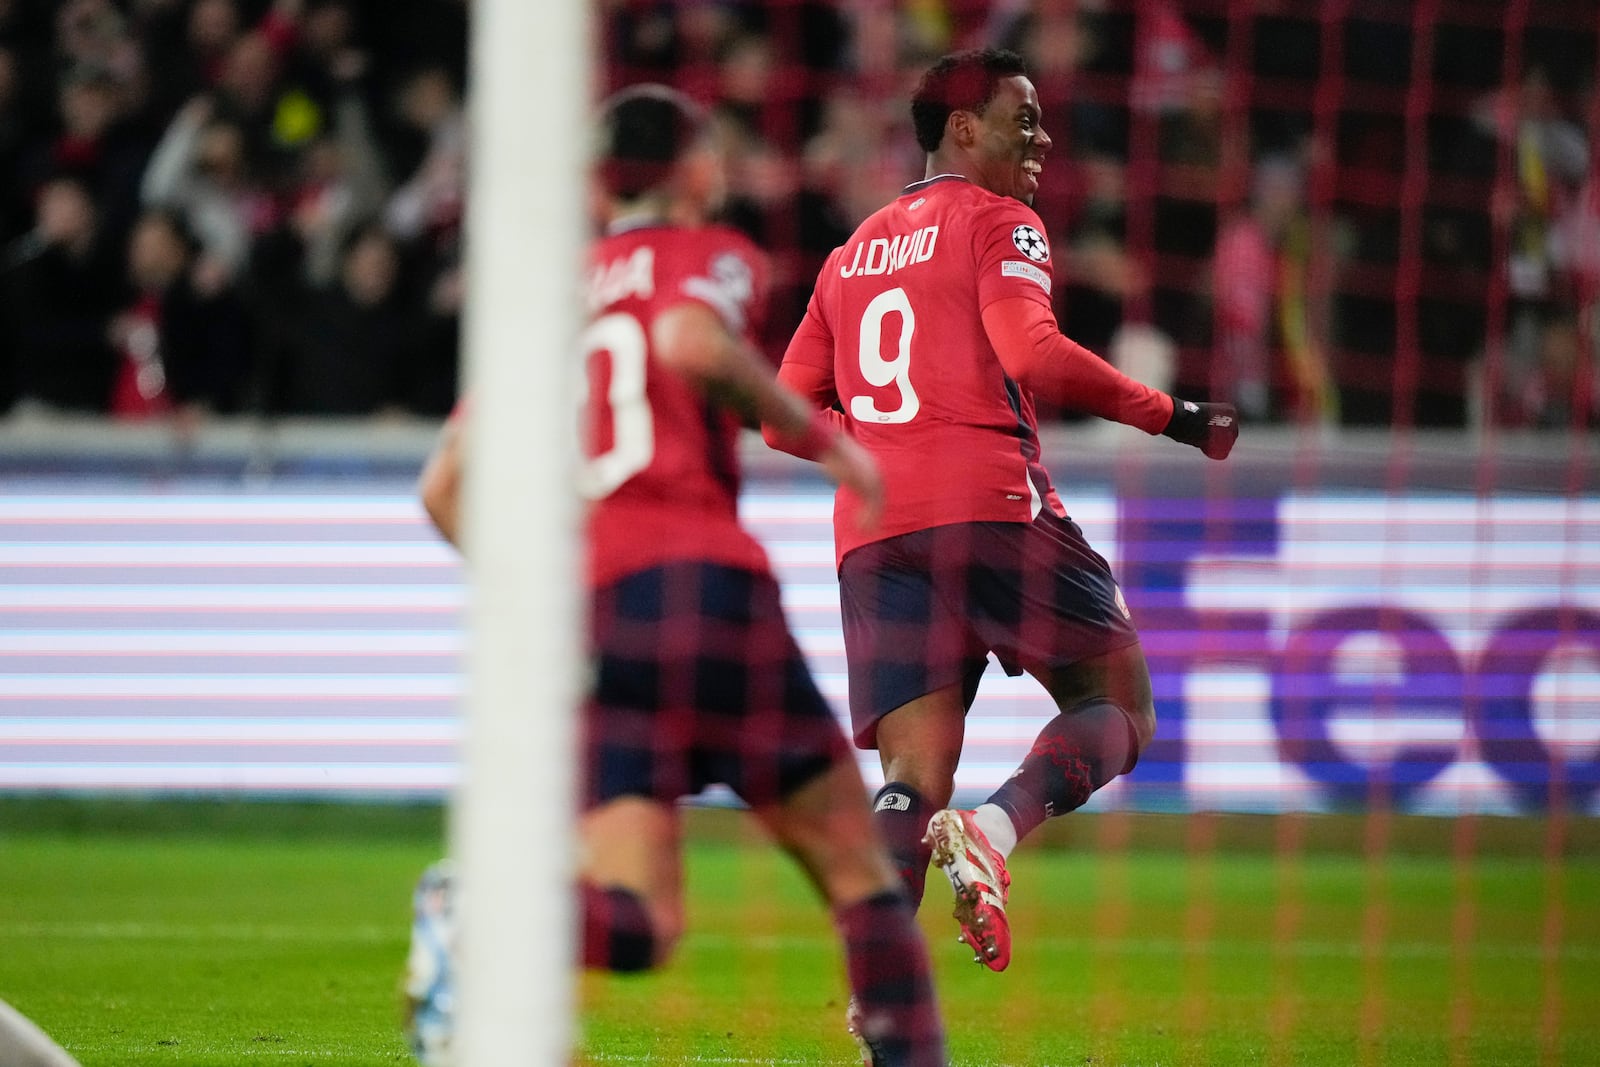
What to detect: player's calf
<box><xmin>986</xmin><ymin>698</ymin><xmax>1139</xmax><ymax>844</ymax></box>
<box><xmin>871</xmin><ymin>781</ymin><xmax>935</xmax><ymax>905</ymax></box>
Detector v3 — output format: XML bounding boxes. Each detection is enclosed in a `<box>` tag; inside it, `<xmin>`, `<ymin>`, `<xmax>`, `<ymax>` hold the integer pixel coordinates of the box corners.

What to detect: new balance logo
<box><xmin>874</xmin><ymin>793</ymin><xmax>912</xmax><ymax>812</ymax></box>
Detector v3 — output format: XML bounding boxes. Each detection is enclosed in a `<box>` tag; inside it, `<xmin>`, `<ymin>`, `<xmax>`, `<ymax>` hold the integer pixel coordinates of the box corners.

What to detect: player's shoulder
<box><xmin>591</xmin><ymin>225</ymin><xmax>645</xmax><ymax>263</ymax></box>
<box><xmin>960</xmin><ymin>184</ymin><xmax>1048</xmax><ymax>237</ymax></box>
<box><xmin>660</xmin><ymin>225</ymin><xmax>766</xmax><ymax>291</ymax></box>
<box><xmin>658</xmin><ymin>225</ymin><xmax>766</xmax><ymax>332</ymax></box>
<box><xmin>911</xmin><ymin>180</ymin><xmax>1045</xmax><ymax>252</ymax></box>
<box><xmin>678</xmin><ymin>223</ymin><xmax>765</xmax><ymax>266</ymax></box>
<box><xmin>620</xmin><ymin>223</ymin><xmax>760</xmax><ymax>267</ymax></box>
<box><xmin>958</xmin><ymin>192</ymin><xmax>1050</xmax><ymax>272</ymax></box>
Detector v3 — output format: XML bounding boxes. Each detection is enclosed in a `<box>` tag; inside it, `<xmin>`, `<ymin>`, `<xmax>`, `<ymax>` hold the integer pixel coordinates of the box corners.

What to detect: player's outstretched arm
<box><xmin>653</xmin><ymin>302</ymin><xmax>883</xmax><ymax>525</ymax></box>
<box><xmin>981</xmin><ymin>296</ymin><xmax>1238</xmax><ymax>461</ymax></box>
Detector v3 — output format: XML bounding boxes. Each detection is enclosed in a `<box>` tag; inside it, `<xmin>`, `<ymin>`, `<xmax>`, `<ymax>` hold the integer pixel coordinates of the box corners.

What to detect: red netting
<box><xmin>593</xmin><ymin>8</ymin><xmax>1599</xmax><ymax>1064</ymax></box>
<box><xmin>601</xmin><ymin>0</ymin><xmax>1600</xmax><ymax>433</ymax></box>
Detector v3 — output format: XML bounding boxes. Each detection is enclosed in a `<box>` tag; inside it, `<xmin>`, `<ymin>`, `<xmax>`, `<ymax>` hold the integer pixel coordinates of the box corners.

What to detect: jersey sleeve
<box><xmin>972</xmin><ymin>202</ymin><xmax>1056</xmax><ymax>313</ymax></box>
<box><xmin>983</xmin><ymin>297</ymin><xmax>1173</xmax><ymax>434</ymax></box>
<box><xmin>676</xmin><ymin>232</ymin><xmax>770</xmax><ymax>344</ymax></box>
<box><xmin>780</xmin><ymin>258</ymin><xmax>838</xmax><ymax>377</ymax></box>
<box><xmin>778</xmin><ymin>307</ymin><xmax>838</xmax><ymax>409</ymax></box>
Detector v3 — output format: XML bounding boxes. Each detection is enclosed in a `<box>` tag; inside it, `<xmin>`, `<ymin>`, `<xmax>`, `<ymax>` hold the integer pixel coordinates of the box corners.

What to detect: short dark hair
<box><xmin>910</xmin><ymin>49</ymin><xmax>1029</xmax><ymax>154</ymax></box>
<box><xmin>596</xmin><ymin>84</ymin><xmax>708</xmax><ymax>199</ymax></box>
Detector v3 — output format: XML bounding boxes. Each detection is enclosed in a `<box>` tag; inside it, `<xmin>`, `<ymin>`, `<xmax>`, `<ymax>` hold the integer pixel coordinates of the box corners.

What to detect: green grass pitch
<box><xmin>1</xmin><ymin>798</ymin><xmax>1596</xmax><ymax>1066</ymax></box>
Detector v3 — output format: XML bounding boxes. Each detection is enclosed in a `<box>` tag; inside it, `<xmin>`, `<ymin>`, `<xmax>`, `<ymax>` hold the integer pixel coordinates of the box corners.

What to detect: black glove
<box><xmin>1162</xmin><ymin>397</ymin><xmax>1238</xmax><ymax>460</ymax></box>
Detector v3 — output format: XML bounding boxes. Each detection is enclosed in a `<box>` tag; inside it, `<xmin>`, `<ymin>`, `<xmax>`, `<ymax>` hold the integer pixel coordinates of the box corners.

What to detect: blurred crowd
<box><xmin>0</xmin><ymin>0</ymin><xmax>466</xmax><ymax>422</ymax></box>
<box><xmin>604</xmin><ymin>0</ymin><xmax>1600</xmax><ymax>431</ymax></box>
<box><xmin>2</xmin><ymin>0</ymin><xmax>1595</xmax><ymax>431</ymax></box>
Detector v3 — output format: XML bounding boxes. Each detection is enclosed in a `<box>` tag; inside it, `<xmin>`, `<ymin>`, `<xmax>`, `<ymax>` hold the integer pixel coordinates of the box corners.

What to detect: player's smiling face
<box><xmin>969</xmin><ymin>75</ymin><xmax>1050</xmax><ymax>205</ymax></box>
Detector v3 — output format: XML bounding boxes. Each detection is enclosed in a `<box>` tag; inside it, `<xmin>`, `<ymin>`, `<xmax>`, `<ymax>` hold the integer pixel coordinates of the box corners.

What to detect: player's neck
<box><xmin>923</xmin><ymin>151</ymin><xmax>978</xmax><ymax>187</ymax></box>
<box><xmin>909</xmin><ymin>164</ymin><xmax>973</xmax><ymax>195</ymax></box>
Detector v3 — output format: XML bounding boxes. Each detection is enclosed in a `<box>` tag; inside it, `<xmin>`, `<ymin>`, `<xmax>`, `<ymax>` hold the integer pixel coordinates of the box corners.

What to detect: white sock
<box><xmin>969</xmin><ymin>803</ymin><xmax>1018</xmax><ymax>859</ymax></box>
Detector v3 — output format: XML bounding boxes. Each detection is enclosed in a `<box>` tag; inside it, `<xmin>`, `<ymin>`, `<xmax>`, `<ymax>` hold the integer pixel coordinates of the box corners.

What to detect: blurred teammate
<box><xmin>765</xmin><ymin>49</ymin><xmax>1238</xmax><ymax>973</ymax></box>
<box><xmin>412</xmin><ymin>86</ymin><xmax>945</xmax><ymax>1067</ymax></box>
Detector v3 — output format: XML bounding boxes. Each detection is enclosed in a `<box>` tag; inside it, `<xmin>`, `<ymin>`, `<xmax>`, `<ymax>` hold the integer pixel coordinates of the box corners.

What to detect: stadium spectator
<box><xmin>263</xmin><ymin>222</ymin><xmax>432</xmax><ymax>415</ymax></box>
<box><xmin>52</xmin><ymin>0</ymin><xmax>138</xmax><ymax>81</ymax></box>
<box><xmin>1491</xmin><ymin>312</ymin><xmax>1599</xmax><ymax>430</ymax></box>
<box><xmin>382</xmin><ymin>64</ymin><xmax>462</xmax><ymax>249</ymax></box>
<box><xmin>137</xmin><ymin>0</ymin><xmax>240</xmax><ymax>120</ymax></box>
<box><xmin>838</xmin><ymin>0</ymin><xmax>900</xmax><ymax>84</ymax></box>
<box><xmin>712</xmin><ymin>31</ymin><xmax>774</xmax><ymax>137</ymax></box>
<box><xmin>0</xmin><ymin>173</ymin><xmax>121</xmax><ymax>413</ymax></box>
<box><xmin>107</xmin><ymin>208</ymin><xmax>252</xmax><ymax>420</ymax></box>
<box><xmin>802</xmin><ymin>91</ymin><xmax>919</xmax><ymax>239</ymax></box>
<box><xmin>17</xmin><ymin>65</ymin><xmax>151</xmax><ymax>247</ymax></box>
<box><xmin>1474</xmin><ymin>67</ymin><xmax>1591</xmax><ymax>392</ymax></box>
<box><xmin>693</xmin><ymin>34</ymin><xmax>796</xmax><ymax>274</ymax></box>
<box><xmin>278</xmin><ymin>0</ymin><xmax>363</xmax><ymax>113</ymax></box>
<box><xmin>1056</xmin><ymin>151</ymin><xmax>1141</xmax><ymax>361</ymax></box>
<box><xmin>1552</xmin><ymin>176</ymin><xmax>1600</xmax><ymax>368</ymax></box>
<box><xmin>410</xmin><ymin>85</ymin><xmax>947</xmax><ymax>1067</ymax></box>
<box><xmin>766</xmin><ymin>48</ymin><xmax>1237</xmax><ymax>973</ymax></box>
<box><xmin>140</xmin><ymin>94</ymin><xmax>276</xmax><ymax>282</ymax></box>
<box><xmin>659</xmin><ymin>0</ymin><xmax>738</xmax><ymax>102</ymax></box>
<box><xmin>183</xmin><ymin>0</ymin><xmax>242</xmax><ymax>81</ymax></box>
<box><xmin>1211</xmin><ymin>155</ymin><xmax>1336</xmax><ymax>425</ymax></box>
<box><xmin>271</xmin><ymin>60</ymin><xmax>387</xmax><ymax>288</ymax></box>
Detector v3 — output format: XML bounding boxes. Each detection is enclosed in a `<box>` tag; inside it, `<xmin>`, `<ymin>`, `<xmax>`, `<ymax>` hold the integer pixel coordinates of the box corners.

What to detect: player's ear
<box><xmin>945</xmin><ymin>109</ymin><xmax>976</xmax><ymax>150</ymax></box>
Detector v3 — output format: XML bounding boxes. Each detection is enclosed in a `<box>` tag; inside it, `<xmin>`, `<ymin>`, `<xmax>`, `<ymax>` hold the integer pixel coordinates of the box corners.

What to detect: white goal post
<box><xmin>452</xmin><ymin>1</ymin><xmax>589</xmax><ymax>1064</ymax></box>
<box><xmin>0</xmin><ymin>1000</ymin><xmax>81</xmax><ymax>1067</ymax></box>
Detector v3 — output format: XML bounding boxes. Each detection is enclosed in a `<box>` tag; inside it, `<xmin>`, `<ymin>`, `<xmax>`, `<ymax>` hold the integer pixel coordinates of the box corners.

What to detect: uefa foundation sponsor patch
<box><xmin>1001</xmin><ymin>259</ymin><xmax>1051</xmax><ymax>294</ymax></box>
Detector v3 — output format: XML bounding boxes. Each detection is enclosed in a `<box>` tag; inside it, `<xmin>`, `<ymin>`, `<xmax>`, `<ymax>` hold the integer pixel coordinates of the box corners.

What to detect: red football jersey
<box><xmin>581</xmin><ymin>223</ymin><xmax>772</xmax><ymax>587</ymax></box>
<box><xmin>781</xmin><ymin>176</ymin><xmax>1068</xmax><ymax>563</ymax></box>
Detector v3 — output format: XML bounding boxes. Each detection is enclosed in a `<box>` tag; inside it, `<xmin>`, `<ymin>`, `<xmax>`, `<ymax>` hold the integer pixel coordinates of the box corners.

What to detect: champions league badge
<box><xmin>1011</xmin><ymin>224</ymin><xmax>1049</xmax><ymax>263</ymax></box>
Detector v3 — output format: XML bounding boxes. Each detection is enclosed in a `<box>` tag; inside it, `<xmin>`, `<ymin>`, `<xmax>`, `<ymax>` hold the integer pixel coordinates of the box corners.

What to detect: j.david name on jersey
<box><xmin>838</xmin><ymin>225</ymin><xmax>940</xmax><ymax>279</ymax></box>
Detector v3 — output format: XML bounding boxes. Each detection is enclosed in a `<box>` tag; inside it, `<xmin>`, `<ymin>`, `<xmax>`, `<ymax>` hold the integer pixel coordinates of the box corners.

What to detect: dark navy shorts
<box><xmin>585</xmin><ymin>561</ymin><xmax>850</xmax><ymax>809</ymax></box>
<box><xmin>838</xmin><ymin>512</ymin><xmax>1140</xmax><ymax>747</ymax></box>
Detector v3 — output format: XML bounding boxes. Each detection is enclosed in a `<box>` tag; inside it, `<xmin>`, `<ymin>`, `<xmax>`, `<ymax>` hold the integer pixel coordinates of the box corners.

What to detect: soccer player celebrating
<box><xmin>765</xmin><ymin>49</ymin><xmax>1238</xmax><ymax>973</ymax></box>
<box><xmin>414</xmin><ymin>86</ymin><xmax>946</xmax><ymax>1066</ymax></box>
